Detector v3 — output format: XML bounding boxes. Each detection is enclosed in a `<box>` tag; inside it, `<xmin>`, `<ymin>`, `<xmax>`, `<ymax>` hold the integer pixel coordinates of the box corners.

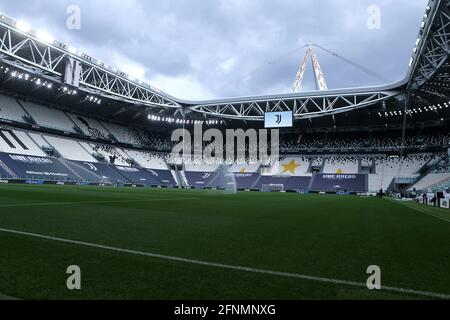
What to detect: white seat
<box><xmin>45</xmin><ymin>135</ymin><xmax>97</xmax><ymax>162</ymax></box>
<box><xmin>21</xmin><ymin>101</ymin><xmax>76</xmax><ymax>132</ymax></box>
<box><xmin>0</xmin><ymin>94</ymin><xmax>27</xmax><ymax>122</ymax></box>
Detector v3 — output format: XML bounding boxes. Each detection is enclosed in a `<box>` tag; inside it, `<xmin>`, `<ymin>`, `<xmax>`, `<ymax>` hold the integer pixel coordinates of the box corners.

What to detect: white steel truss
<box><xmin>189</xmin><ymin>90</ymin><xmax>402</xmax><ymax>121</ymax></box>
<box><xmin>408</xmin><ymin>0</ymin><xmax>450</xmax><ymax>91</ymax></box>
<box><xmin>0</xmin><ymin>17</ymin><xmax>180</xmax><ymax>109</ymax></box>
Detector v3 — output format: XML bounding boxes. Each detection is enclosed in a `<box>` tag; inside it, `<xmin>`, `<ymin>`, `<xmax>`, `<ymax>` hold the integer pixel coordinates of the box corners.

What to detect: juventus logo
<box><xmin>83</xmin><ymin>162</ymin><xmax>97</xmax><ymax>171</ymax></box>
<box><xmin>149</xmin><ymin>170</ymin><xmax>158</xmax><ymax>177</ymax></box>
<box><xmin>276</xmin><ymin>115</ymin><xmax>282</xmax><ymax>124</ymax></box>
<box><xmin>202</xmin><ymin>173</ymin><xmax>211</xmax><ymax>179</ymax></box>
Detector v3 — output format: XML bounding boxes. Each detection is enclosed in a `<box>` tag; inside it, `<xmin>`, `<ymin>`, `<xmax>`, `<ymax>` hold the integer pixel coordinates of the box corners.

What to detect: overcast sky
<box><xmin>0</xmin><ymin>0</ymin><xmax>428</xmax><ymax>100</ymax></box>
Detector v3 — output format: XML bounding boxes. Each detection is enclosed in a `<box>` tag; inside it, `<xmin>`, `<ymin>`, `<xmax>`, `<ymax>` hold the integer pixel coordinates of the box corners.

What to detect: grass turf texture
<box><xmin>0</xmin><ymin>184</ymin><xmax>449</xmax><ymax>300</ymax></box>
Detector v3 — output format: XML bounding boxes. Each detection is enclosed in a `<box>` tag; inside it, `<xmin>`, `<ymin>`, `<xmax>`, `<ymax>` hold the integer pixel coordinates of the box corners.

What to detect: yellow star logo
<box><xmin>336</xmin><ymin>169</ymin><xmax>343</xmax><ymax>174</ymax></box>
<box><xmin>282</xmin><ymin>160</ymin><xmax>300</xmax><ymax>174</ymax></box>
<box><xmin>239</xmin><ymin>168</ymin><xmax>246</xmax><ymax>173</ymax></box>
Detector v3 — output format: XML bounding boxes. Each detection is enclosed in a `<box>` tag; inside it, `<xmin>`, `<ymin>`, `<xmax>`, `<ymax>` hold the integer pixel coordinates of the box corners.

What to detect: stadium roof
<box><xmin>0</xmin><ymin>0</ymin><xmax>449</xmax><ymax>129</ymax></box>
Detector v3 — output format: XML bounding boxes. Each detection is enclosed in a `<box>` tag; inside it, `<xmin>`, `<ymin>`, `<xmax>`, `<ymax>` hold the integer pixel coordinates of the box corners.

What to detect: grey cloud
<box><xmin>0</xmin><ymin>0</ymin><xmax>428</xmax><ymax>99</ymax></box>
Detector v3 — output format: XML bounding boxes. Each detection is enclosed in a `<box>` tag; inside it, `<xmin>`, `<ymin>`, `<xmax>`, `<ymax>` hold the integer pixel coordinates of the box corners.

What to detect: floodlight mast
<box><xmin>292</xmin><ymin>47</ymin><xmax>310</xmax><ymax>92</ymax></box>
<box><xmin>292</xmin><ymin>44</ymin><xmax>328</xmax><ymax>93</ymax></box>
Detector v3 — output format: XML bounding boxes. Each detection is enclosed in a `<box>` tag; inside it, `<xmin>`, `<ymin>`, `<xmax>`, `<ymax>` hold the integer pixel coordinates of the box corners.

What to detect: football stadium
<box><xmin>0</xmin><ymin>0</ymin><xmax>450</xmax><ymax>304</ymax></box>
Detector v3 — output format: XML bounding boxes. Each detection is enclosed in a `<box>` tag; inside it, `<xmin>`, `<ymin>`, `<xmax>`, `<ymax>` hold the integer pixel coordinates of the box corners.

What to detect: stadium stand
<box><xmin>78</xmin><ymin>142</ymin><xmax>130</xmax><ymax>166</ymax></box>
<box><xmin>233</xmin><ymin>172</ymin><xmax>260</xmax><ymax>189</ymax></box>
<box><xmin>323</xmin><ymin>156</ymin><xmax>359</xmax><ymax>174</ymax></box>
<box><xmin>125</xmin><ymin>150</ymin><xmax>169</xmax><ymax>170</ymax></box>
<box><xmin>20</xmin><ymin>100</ymin><xmax>77</xmax><ymax>133</ymax></box>
<box><xmin>28</xmin><ymin>132</ymin><xmax>52</xmax><ymax>150</ymax></box>
<box><xmin>94</xmin><ymin>145</ymin><xmax>130</xmax><ymax>166</ymax></box>
<box><xmin>0</xmin><ymin>86</ymin><xmax>449</xmax><ymax>193</ymax></box>
<box><xmin>280</xmin><ymin>130</ymin><xmax>450</xmax><ymax>153</ymax></box>
<box><xmin>0</xmin><ymin>128</ymin><xmax>46</xmax><ymax>156</ymax></box>
<box><xmin>0</xmin><ymin>93</ymin><xmax>28</xmax><ymax>123</ymax></box>
<box><xmin>145</xmin><ymin>169</ymin><xmax>177</xmax><ymax>186</ymax></box>
<box><xmin>0</xmin><ymin>164</ymin><xmax>11</xmax><ymax>178</ymax></box>
<box><xmin>67</xmin><ymin>113</ymin><xmax>111</xmax><ymax>140</ymax></box>
<box><xmin>64</xmin><ymin>160</ymin><xmax>128</xmax><ymax>184</ymax></box>
<box><xmin>271</xmin><ymin>157</ymin><xmax>311</xmax><ymax>176</ymax></box>
<box><xmin>410</xmin><ymin>172</ymin><xmax>450</xmax><ymax>191</ymax></box>
<box><xmin>44</xmin><ymin>135</ymin><xmax>97</xmax><ymax>162</ymax></box>
<box><xmin>230</xmin><ymin>163</ymin><xmax>261</xmax><ymax>173</ymax></box>
<box><xmin>2</xmin><ymin>105</ymin><xmax>449</xmax><ymax>193</ymax></box>
<box><xmin>284</xmin><ymin>176</ymin><xmax>312</xmax><ymax>191</ymax></box>
<box><xmin>101</xmin><ymin>121</ymin><xmax>140</xmax><ymax>145</ymax></box>
<box><xmin>0</xmin><ymin>153</ymin><xmax>76</xmax><ymax>181</ymax></box>
<box><xmin>310</xmin><ymin>174</ymin><xmax>367</xmax><ymax>193</ymax></box>
<box><xmin>368</xmin><ymin>154</ymin><xmax>433</xmax><ymax>192</ymax></box>
<box><xmin>113</xmin><ymin>166</ymin><xmax>161</xmax><ymax>186</ymax></box>
<box><xmin>185</xmin><ymin>171</ymin><xmax>217</xmax><ymax>187</ymax></box>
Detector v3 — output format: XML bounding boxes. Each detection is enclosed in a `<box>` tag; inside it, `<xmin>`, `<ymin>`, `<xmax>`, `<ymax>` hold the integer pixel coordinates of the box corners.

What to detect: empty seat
<box><xmin>0</xmin><ymin>94</ymin><xmax>27</xmax><ymax>123</ymax></box>
<box><xmin>21</xmin><ymin>101</ymin><xmax>76</xmax><ymax>132</ymax></box>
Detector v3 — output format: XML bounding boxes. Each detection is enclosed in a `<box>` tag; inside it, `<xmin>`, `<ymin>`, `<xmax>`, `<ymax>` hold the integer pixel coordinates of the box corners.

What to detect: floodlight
<box><xmin>16</xmin><ymin>20</ymin><xmax>31</xmax><ymax>32</ymax></box>
<box><xmin>68</xmin><ymin>47</ymin><xmax>78</xmax><ymax>54</ymax></box>
<box><xmin>36</xmin><ymin>31</ymin><xmax>54</xmax><ymax>44</ymax></box>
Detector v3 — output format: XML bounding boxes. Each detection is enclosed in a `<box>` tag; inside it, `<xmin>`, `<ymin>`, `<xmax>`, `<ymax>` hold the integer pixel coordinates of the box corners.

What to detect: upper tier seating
<box><xmin>101</xmin><ymin>122</ymin><xmax>139</xmax><ymax>145</ymax></box>
<box><xmin>21</xmin><ymin>101</ymin><xmax>76</xmax><ymax>133</ymax></box>
<box><xmin>280</xmin><ymin>130</ymin><xmax>450</xmax><ymax>152</ymax></box>
<box><xmin>0</xmin><ymin>94</ymin><xmax>27</xmax><ymax>123</ymax></box>
<box><xmin>67</xmin><ymin>114</ymin><xmax>111</xmax><ymax>140</ymax></box>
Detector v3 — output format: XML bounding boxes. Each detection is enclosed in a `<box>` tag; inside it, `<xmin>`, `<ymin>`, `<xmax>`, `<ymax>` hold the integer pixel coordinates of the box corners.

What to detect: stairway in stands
<box><xmin>176</xmin><ymin>168</ymin><xmax>188</xmax><ymax>187</ymax></box>
<box><xmin>0</xmin><ymin>160</ymin><xmax>18</xmax><ymax>179</ymax></box>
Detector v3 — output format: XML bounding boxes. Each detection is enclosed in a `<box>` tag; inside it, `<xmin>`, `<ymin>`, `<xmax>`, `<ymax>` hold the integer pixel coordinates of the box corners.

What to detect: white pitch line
<box><xmin>0</xmin><ymin>227</ymin><xmax>449</xmax><ymax>300</ymax></box>
<box><xmin>388</xmin><ymin>199</ymin><xmax>450</xmax><ymax>223</ymax></box>
<box><xmin>0</xmin><ymin>197</ymin><xmax>199</xmax><ymax>208</ymax></box>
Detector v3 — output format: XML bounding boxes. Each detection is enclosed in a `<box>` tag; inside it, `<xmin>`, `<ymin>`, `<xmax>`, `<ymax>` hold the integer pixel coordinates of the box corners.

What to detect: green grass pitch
<box><xmin>0</xmin><ymin>184</ymin><xmax>449</xmax><ymax>300</ymax></box>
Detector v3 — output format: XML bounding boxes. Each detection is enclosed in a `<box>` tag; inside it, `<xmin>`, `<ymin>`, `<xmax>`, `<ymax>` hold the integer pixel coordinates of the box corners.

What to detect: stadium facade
<box><xmin>0</xmin><ymin>0</ymin><xmax>449</xmax><ymax>196</ymax></box>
